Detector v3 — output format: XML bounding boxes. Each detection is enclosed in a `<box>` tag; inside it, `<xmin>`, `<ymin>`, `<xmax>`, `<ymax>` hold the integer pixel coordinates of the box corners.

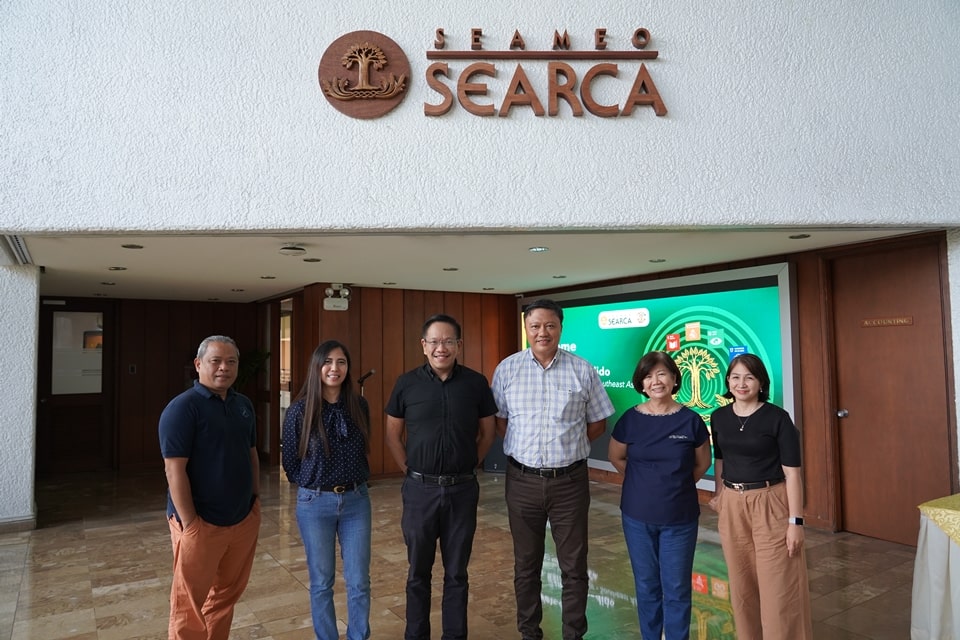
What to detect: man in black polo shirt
<box><xmin>159</xmin><ymin>335</ymin><xmax>261</xmax><ymax>640</ymax></box>
<box><xmin>385</xmin><ymin>313</ymin><xmax>497</xmax><ymax>640</ymax></box>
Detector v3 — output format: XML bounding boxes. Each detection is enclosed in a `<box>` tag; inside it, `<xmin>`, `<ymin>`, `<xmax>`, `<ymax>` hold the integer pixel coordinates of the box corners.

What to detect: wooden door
<box><xmin>831</xmin><ymin>241</ymin><xmax>953</xmax><ymax>545</ymax></box>
<box><xmin>37</xmin><ymin>298</ymin><xmax>116</xmax><ymax>474</ymax></box>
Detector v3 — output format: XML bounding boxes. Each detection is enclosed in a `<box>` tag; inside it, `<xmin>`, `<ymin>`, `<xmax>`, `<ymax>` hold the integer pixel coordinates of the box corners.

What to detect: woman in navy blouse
<box><xmin>608</xmin><ymin>351</ymin><xmax>711</xmax><ymax>640</ymax></box>
<box><xmin>282</xmin><ymin>340</ymin><xmax>371</xmax><ymax>640</ymax></box>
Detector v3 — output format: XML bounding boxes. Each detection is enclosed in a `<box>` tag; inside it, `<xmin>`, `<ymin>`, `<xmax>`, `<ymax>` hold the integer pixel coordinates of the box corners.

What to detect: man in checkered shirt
<box><xmin>492</xmin><ymin>299</ymin><xmax>614</xmax><ymax>640</ymax></box>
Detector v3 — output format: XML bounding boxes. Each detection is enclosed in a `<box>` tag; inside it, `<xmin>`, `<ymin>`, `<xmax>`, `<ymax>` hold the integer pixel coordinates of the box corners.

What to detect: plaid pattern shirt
<box><xmin>492</xmin><ymin>348</ymin><xmax>614</xmax><ymax>468</ymax></box>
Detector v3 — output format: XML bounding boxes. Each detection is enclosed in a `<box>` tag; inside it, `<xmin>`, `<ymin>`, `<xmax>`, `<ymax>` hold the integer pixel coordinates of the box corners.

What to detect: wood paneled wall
<box><xmin>115</xmin><ymin>300</ymin><xmax>259</xmax><ymax>471</ymax></box>
<box><xmin>295</xmin><ymin>284</ymin><xmax>518</xmax><ymax>476</ymax></box>
<box><xmin>110</xmin><ymin>289</ymin><xmax>517</xmax><ymax>475</ymax></box>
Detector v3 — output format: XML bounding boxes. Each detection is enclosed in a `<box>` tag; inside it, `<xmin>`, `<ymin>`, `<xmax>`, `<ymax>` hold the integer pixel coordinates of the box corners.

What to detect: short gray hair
<box><xmin>196</xmin><ymin>335</ymin><xmax>239</xmax><ymax>359</ymax></box>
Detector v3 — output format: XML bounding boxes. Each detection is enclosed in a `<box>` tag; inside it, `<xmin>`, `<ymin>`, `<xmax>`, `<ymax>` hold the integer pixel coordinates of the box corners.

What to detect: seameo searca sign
<box><xmin>319</xmin><ymin>27</ymin><xmax>666</xmax><ymax>119</ymax></box>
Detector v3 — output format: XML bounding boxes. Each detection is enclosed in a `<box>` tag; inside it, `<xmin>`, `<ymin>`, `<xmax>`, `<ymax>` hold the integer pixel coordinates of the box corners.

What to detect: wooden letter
<box><xmin>471</xmin><ymin>28</ymin><xmax>483</xmax><ymax>50</ymax></box>
<box><xmin>552</xmin><ymin>30</ymin><xmax>571</xmax><ymax>50</ymax></box>
<box><xmin>580</xmin><ymin>63</ymin><xmax>619</xmax><ymax>117</ymax></box>
<box><xmin>499</xmin><ymin>64</ymin><xmax>545</xmax><ymax>117</ymax></box>
<box><xmin>457</xmin><ymin>62</ymin><xmax>496</xmax><ymax>116</ymax></box>
<box><xmin>632</xmin><ymin>28</ymin><xmax>650</xmax><ymax>49</ymax></box>
<box><xmin>594</xmin><ymin>28</ymin><xmax>607</xmax><ymax>50</ymax></box>
<box><xmin>510</xmin><ymin>30</ymin><xmax>526</xmax><ymax>50</ymax></box>
<box><xmin>621</xmin><ymin>64</ymin><xmax>667</xmax><ymax>116</ymax></box>
<box><xmin>548</xmin><ymin>62</ymin><xmax>583</xmax><ymax>117</ymax></box>
<box><xmin>424</xmin><ymin>62</ymin><xmax>454</xmax><ymax>116</ymax></box>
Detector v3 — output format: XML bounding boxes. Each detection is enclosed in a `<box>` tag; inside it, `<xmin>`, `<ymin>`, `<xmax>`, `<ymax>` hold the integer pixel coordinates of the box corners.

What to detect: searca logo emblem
<box><xmin>318</xmin><ymin>31</ymin><xmax>410</xmax><ymax>119</ymax></box>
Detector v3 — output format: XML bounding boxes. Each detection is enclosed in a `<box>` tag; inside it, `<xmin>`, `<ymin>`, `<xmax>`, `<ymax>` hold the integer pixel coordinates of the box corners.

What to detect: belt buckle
<box><xmin>333</xmin><ymin>485</ymin><xmax>347</xmax><ymax>494</ymax></box>
<box><xmin>730</xmin><ymin>482</ymin><xmax>746</xmax><ymax>493</ymax></box>
<box><xmin>438</xmin><ymin>475</ymin><xmax>454</xmax><ymax>487</ymax></box>
<box><xmin>543</xmin><ymin>468</ymin><xmax>558</xmax><ymax>478</ymax></box>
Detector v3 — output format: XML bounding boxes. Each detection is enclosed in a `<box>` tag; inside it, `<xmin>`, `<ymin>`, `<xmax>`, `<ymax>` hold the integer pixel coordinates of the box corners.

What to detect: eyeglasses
<box><xmin>424</xmin><ymin>339</ymin><xmax>459</xmax><ymax>348</ymax></box>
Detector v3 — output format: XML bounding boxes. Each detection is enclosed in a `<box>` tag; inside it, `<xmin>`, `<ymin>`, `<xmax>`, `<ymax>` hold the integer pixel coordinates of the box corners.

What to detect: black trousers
<box><xmin>400</xmin><ymin>476</ymin><xmax>480</xmax><ymax>640</ymax></box>
<box><xmin>505</xmin><ymin>462</ymin><xmax>591</xmax><ymax>640</ymax></box>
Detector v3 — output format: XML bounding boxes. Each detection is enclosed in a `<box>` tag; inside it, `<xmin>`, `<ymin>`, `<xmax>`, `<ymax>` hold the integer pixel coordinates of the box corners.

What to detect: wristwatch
<box><xmin>788</xmin><ymin>516</ymin><xmax>804</xmax><ymax>525</ymax></box>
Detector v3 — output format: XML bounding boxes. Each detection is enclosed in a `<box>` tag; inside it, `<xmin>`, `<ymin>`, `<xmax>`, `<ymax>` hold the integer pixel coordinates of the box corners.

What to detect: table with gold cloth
<box><xmin>912</xmin><ymin>493</ymin><xmax>960</xmax><ymax>639</ymax></box>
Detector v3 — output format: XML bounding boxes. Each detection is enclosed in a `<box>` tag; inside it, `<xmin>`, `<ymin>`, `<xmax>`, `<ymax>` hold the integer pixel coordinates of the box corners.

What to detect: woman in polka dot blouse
<box><xmin>282</xmin><ymin>340</ymin><xmax>371</xmax><ymax>640</ymax></box>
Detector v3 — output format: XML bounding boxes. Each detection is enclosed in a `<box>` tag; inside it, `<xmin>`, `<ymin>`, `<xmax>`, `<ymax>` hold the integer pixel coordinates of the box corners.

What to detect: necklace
<box><xmin>734</xmin><ymin>403</ymin><xmax>761</xmax><ymax>431</ymax></box>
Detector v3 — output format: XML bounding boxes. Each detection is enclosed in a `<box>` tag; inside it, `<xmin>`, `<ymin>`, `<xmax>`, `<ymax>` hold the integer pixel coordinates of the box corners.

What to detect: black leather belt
<box><xmin>508</xmin><ymin>457</ymin><xmax>585</xmax><ymax>478</ymax></box>
<box><xmin>308</xmin><ymin>481</ymin><xmax>364</xmax><ymax>494</ymax></box>
<box><xmin>722</xmin><ymin>478</ymin><xmax>785</xmax><ymax>492</ymax></box>
<box><xmin>406</xmin><ymin>469</ymin><xmax>476</xmax><ymax>486</ymax></box>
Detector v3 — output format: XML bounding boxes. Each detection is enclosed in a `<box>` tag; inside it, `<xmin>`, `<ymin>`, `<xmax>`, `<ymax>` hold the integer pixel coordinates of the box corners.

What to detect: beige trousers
<box><xmin>717</xmin><ymin>482</ymin><xmax>813</xmax><ymax>640</ymax></box>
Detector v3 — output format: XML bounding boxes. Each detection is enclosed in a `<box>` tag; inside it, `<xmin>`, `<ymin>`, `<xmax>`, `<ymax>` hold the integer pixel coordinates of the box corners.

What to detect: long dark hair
<box><xmin>295</xmin><ymin>340</ymin><xmax>369</xmax><ymax>458</ymax></box>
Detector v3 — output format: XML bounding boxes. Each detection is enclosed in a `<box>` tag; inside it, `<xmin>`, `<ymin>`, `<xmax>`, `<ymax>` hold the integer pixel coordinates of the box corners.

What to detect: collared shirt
<box><xmin>492</xmin><ymin>348</ymin><xmax>614</xmax><ymax>468</ymax></box>
<box><xmin>158</xmin><ymin>380</ymin><xmax>257</xmax><ymax>526</ymax></box>
<box><xmin>281</xmin><ymin>396</ymin><xmax>370</xmax><ymax>489</ymax></box>
<box><xmin>385</xmin><ymin>362</ymin><xmax>498</xmax><ymax>475</ymax></box>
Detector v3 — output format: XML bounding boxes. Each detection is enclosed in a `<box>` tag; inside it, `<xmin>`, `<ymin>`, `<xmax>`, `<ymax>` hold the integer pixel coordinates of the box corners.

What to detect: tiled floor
<box><xmin>0</xmin><ymin>469</ymin><xmax>915</xmax><ymax>639</ymax></box>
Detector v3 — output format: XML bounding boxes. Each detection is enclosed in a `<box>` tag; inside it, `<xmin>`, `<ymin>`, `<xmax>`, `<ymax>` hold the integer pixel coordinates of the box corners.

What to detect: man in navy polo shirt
<box><xmin>385</xmin><ymin>314</ymin><xmax>497</xmax><ymax>640</ymax></box>
<box><xmin>159</xmin><ymin>335</ymin><xmax>261</xmax><ymax>640</ymax></box>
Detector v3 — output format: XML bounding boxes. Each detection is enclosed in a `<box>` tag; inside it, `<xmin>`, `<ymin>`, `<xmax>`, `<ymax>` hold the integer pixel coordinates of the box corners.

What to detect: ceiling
<box><xmin>8</xmin><ymin>228</ymin><xmax>928</xmax><ymax>303</ymax></box>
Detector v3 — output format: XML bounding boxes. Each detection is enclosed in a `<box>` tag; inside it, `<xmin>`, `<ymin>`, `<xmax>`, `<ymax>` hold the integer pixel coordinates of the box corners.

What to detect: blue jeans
<box><xmin>621</xmin><ymin>514</ymin><xmax>699</xmax><ymax>640</ymax></box>
<box><xmin>296</xmin><ymin>484</ymin><xmax>371</xmax><ymax>640</ymax></box>
<box><xmin>400</xmin><ymin>476</ymin><xmax>479</xmax><ymax>640</ymax></box>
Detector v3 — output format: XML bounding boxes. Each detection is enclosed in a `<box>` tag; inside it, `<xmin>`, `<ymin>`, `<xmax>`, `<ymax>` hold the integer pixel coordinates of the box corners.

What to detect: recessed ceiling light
<box><xmin>108</xmin><ymin>266</ymin><xmax>127</xmax><ymax>271</ymax></box>
<box><xmin>789</xmin><ymin>233</ymin><xmax>811</xmax><ymax>240</ymax></box>
<box><xmin>649</xmin><ymin>258</ymin><xmax>666</xmax><ymax>263</ymax></box>
<box><xmin>303</xmin><ymin>257</ymin><xmax>321</xmax><ymax>263</ymax></box>
<box><xmin>121</xmin><ymin>244</ymin><xmax>143</xmax><ymax>249</ymax></box>
<box><xmin>442</xmin><ymin>267</ymin><xmax>459</xmax><ymax>272</ymax></box>
<box><xmin>528</xmin><ymin>246</ymin><xmax>549</xmax><ymax>253</ymax></box>
<box><xmin>260</xmin><ymin>276</ymin><xmax>276</xmax><ymax>280</ymax></box>
<box><xmin>382</xmin><ymin>282</ymin><xmax>397</xmax><ymax>286</ymax></box>
<box><xmin>279</xmin><ymin>245</ymin><xmax>306</xmax><ymax>256</ymax></box>
<box><xmin>482</xmin><ymin>287</ymin><xmax>495</xmax><ymax>291</ymax></box>
<box><xmin>552</xmin><ymin>275</ymin><xmax>567</xmax><ymax>279</ymax></box>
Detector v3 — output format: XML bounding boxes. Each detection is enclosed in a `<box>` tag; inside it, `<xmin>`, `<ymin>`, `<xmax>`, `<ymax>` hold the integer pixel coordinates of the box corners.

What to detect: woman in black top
<box><xmin>708</xmin><ymin>354</ymin><xmax>812</xmax><ymax>639</ymax></box>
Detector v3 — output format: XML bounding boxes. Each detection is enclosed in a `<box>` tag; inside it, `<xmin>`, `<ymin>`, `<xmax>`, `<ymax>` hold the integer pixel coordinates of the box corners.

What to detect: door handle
<box><xmin>836</xmin><ymin>409</ymin><xmax>849</xmax><ymax>418</ymax></box>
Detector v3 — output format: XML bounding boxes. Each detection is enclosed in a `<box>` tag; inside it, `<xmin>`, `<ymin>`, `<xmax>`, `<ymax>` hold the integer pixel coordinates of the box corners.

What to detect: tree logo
<box><xmin>674</xmin><ymin>347</ymin><xmax>721</xmax><ymax>410</ymax></box>
<box><xmin>319</xmin><ymin>31</ymin><xmax>409</xmax><ymax>119</ymax></box>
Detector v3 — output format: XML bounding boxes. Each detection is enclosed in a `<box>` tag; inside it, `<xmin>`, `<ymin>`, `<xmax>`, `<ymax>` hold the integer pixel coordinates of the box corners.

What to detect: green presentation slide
<box><xmin>552</xmin><ymin>283</ymin><xmax>785</xmax><ymax>474</ymax></box>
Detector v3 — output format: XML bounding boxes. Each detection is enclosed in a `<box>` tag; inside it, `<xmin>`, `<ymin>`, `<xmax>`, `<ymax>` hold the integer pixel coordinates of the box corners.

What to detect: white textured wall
<box><xmin>1</xmin><ymin>0</ymin><xmax>958</xmax><ymax>233</ymax></box>
<box><xmin>0</xmin><ymin>266</ymin><xmax>38</xmax><ymax>526</ymax></box>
